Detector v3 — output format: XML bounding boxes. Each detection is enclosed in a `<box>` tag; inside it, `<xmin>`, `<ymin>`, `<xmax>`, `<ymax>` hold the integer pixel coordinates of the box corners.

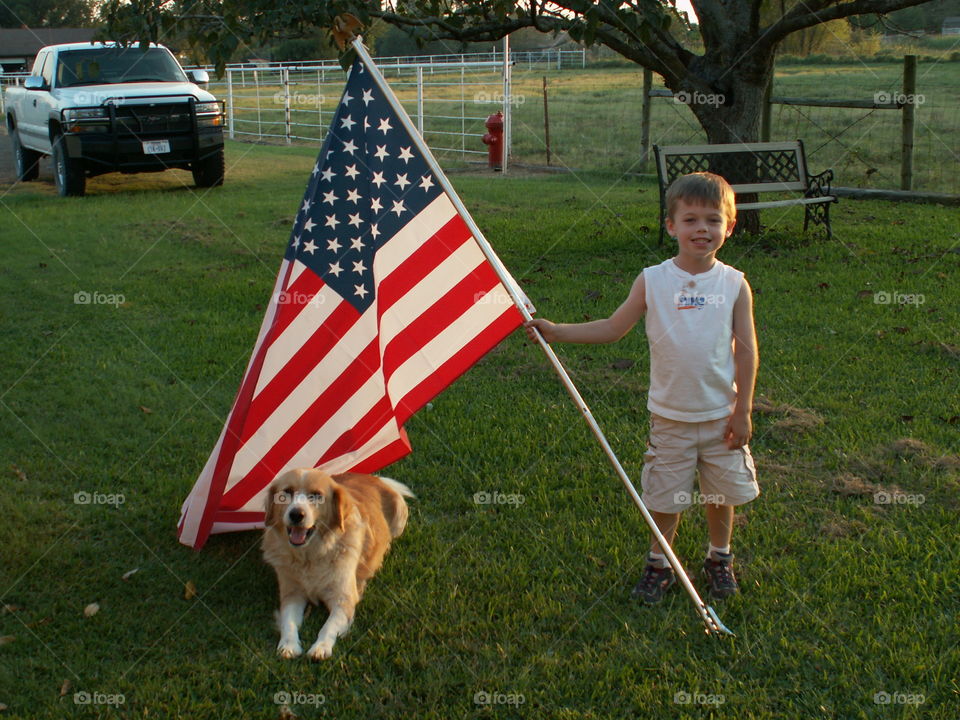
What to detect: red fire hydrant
<box><xmin>482</xmin><ymin>111</ymin><xmax>504</xmax><ymax>170</ymax></box>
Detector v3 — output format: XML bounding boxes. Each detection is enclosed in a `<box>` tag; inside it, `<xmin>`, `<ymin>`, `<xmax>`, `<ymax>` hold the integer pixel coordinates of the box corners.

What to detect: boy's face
<box><xmin>665</xmin><ymin>198</ymin><xmax>736</xmax><ymax>261</ymax></box>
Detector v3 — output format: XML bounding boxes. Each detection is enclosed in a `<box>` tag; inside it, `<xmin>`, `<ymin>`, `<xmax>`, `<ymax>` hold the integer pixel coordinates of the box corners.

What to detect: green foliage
<box><xmin>0</xmin><ymin>0</ymin><xmax>95</xmax><ymax>27</ymax></box>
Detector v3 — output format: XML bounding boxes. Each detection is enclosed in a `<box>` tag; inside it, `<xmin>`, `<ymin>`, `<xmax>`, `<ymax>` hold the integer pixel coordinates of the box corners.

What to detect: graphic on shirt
<box><xmin>674</xmin><ymin>291</ymin><xmax>726</xmax><ymax>310</ymax></box>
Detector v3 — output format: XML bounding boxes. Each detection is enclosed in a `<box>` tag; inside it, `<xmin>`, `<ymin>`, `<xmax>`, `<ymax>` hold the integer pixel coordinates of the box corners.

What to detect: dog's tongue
<box><xmin>289</xmin><ymin>527</ymin><xmax>308</xmax><ymax>546</ymax></box>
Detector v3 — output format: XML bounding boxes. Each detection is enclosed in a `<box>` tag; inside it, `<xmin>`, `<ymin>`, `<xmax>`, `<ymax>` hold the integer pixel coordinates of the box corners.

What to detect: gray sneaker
<box><xmin>632</xmin><ymin>563</ymin><xmax>676</xmax><ymax>605</ymax></box>
<box><xmin>702</xmin><ymin>552</ymin><xmax>739</xmax><ymax>599</ymax></box>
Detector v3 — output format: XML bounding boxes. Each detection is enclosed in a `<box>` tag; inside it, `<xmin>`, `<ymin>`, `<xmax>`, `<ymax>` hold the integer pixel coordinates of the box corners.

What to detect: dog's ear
<box><xmin>263</xmin><ymin>483</ymin><xmax>278</xmax><ymax>527</ymax></box>
<box><xmin>332</xmin><ymin>486</ymin><xmax>351</xmax><ymax>533</ymax></box>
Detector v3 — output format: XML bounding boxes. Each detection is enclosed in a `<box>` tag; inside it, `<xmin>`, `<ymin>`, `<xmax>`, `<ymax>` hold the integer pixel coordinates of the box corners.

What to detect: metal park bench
<box><xmin>653</xmin><ymin>140</ymin><xmax>837</xmax><ymax>242</ymax></box>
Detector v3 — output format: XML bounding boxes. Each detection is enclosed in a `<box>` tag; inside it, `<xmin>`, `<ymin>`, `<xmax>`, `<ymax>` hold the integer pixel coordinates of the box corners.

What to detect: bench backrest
<box><xmin>654</xmin><ymin>141</ymin><xmax>809</xmax><ymax>194</ymax></box>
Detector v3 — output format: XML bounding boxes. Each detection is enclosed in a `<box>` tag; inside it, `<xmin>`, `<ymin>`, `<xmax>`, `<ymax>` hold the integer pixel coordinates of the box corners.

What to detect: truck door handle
<box><xmin>33</xmin><ymin>99</ymin><xmax>37</xmax><ymax>107</ymax></box>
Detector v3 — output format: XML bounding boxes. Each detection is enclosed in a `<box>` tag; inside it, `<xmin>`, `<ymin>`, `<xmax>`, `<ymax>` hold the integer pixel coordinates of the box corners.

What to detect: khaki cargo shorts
<box><xmin>640</xmin><ymin>413</ymin><xmax>759</xmax><ymax>513</ymax></box>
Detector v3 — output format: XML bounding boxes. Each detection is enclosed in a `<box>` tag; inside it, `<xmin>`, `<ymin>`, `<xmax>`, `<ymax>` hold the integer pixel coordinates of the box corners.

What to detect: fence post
<box><xmin>543</xmin><ymin>76</ymin><xmax>551</xmax><ymax>165</ymax></box>
<box><xmin>640</xmin><ymin>68</ymin><xmax>652</xmax><ymax>170</ymax></box>
<box><xmin>901</xmin><ymin>54</ymin><xmax>916</xmax><ymax>191</ymax></box>
<box><xmin>417</xmin><ymin>65</ymin><xmax>424</xmax><ymax>137</ymax></box>
<box><xmin>760</xmin><ymin>59</ymin><xmax>774</xmax><ymax>142</ymax></box>
<box><xmin>227</xmin><ymin>68</ymin><xmax>235</xmax><ymax>140</ymax></box>
<box><xmin>317</xmin><ymin>69</ymin><xmax>323</xmax><ymax>139</ymax></box>
<box><xmin>255</xmin><ymin>69</ymin><xmax>262</xmax><ymax>141</ymax></box>
<box><xmin>283</xmin><ymin>68</ymin><xmax>292</xmax><ymax>144</ymax></box>
<box><xmin>502</xmin><ymin>34</ymin><xmax>511</xmax><ymax>174</ymax></box>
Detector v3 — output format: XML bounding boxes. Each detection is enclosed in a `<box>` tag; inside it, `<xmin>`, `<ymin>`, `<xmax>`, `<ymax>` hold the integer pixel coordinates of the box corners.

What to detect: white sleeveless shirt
<box><xmin>642</xmin><ymin>258</ymin><xmax>745</xmax><ymax>422</ymax></box>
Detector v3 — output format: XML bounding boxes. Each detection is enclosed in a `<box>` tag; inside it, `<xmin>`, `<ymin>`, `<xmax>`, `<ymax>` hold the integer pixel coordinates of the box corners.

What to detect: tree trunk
<box><xmin>681</xmin><ymin>58</ymin><xmax>771</xmax><ymax>235</ymax></box>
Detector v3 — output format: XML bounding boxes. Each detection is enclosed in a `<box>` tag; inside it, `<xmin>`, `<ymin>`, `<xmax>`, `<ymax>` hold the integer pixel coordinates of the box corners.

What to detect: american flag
<box><xmin>178</xmin><ymin>57</ymin><xmax>526</xmax><ymax>548</ymax></box>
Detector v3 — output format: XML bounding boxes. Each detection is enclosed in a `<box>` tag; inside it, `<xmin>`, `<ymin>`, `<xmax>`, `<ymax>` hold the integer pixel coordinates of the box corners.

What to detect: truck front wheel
<box><xmin>12</xmin><ymin>130</ymin><xmax>41</xmax><ymax>182</ymax></box>
<box><xmin>192</xmin><ymin>148</ymin><xmax>225</xmax><ymax>188</ymax></box>
<box><xmin>52</xmin><ymin>136</ymin><xmax>86</xmax><ymax>197</ymax></box>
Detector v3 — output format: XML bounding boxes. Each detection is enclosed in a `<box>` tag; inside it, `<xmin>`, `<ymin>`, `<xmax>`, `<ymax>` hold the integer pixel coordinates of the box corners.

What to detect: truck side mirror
<box><xmin>187</xmin><ymin>69</ymin><xmax>209</xmax><ymax>85</ymax></box>
<box><xmin>24</xmin><ymin>76</ymin><xmax>49</xmax><ymax>91</ymax></box>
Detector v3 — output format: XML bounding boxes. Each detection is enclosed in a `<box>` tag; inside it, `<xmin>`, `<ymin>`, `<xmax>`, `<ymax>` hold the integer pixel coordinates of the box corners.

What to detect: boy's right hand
<box><xmin>524</xmin><ymin>318</ymin><xmax>557</xmax><ymax>344</ymax></box>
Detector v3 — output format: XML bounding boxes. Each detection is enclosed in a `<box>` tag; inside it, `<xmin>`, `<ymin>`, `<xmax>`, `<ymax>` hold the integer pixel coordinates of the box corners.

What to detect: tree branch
<box><xmin>761</xmin><ymin>0</ymin><xmax>936</xmax><ymax>46</ymax></box>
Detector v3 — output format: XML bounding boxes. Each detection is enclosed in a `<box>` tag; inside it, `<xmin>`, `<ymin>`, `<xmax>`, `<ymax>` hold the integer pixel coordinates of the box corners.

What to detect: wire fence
<box><xmin>504</xmin><ymin>58</ymin><xmax>960</xmax><ymax>194</ymax></box>
<box><xmin>209</xmin><ymin>60</ymin><xmax>512</xmax><ymax>161</ymax></box>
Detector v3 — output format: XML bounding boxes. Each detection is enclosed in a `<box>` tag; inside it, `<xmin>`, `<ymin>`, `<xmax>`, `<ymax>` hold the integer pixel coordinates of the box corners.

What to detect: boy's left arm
<box><xmin>726</xmin><ymin>278</ymin><xmax>759</xmax><ymax>449</ymax></box>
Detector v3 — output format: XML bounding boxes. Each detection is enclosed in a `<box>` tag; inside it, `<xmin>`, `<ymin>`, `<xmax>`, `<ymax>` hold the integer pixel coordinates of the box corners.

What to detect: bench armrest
<box><xmin>806</xmin><ymin>168</ymin><xmax>834</xmax><ymax>199</ymax></box>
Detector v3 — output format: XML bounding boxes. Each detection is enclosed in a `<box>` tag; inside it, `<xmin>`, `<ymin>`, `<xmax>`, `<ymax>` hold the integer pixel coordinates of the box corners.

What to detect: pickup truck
<box><xmin>5</xmin><ymin>42</ymin><xmax>224</xmax><ymax>196</ymax></box>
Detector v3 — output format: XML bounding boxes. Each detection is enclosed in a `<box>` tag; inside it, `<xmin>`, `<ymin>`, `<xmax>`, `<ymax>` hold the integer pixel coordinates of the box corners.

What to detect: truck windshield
<box><xmin>56</xmin><ymin>47</ymin><xmax>188</xmax><ymax>88</ymax></box>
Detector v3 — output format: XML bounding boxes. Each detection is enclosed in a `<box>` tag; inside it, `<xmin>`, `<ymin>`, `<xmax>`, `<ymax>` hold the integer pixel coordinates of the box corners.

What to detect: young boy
<box><xmin>525</xmin><ymin>172</ymin><xmax>759</xmax><ymax>604</ymax></box>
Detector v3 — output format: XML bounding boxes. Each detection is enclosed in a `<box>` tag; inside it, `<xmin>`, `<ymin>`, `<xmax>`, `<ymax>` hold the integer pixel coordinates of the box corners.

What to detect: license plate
<box><xmin>142</xmin><ymin>139</ymin><xmax>171</xmax><ymax>154</ymax></box>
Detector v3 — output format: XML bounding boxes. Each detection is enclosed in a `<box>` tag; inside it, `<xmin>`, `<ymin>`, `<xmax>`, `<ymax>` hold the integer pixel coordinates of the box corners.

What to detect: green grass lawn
<box><xmin>1</xmin><ymin>140</ymin><xmax>958</xmax><ymax>718</ymax></box>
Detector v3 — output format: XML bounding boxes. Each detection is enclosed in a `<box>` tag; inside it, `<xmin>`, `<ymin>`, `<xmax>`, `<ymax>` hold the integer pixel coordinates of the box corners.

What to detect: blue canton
<box><xmin>286</xmin><ymin>59</ymin><xmax>444</xmax><ymax>313</ymax></box>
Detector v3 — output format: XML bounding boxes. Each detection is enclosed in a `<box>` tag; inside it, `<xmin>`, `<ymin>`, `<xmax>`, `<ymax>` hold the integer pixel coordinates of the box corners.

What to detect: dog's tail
<box><xmin>378</xmin><ymin>476</ymin><xmax>414</xmax><ymax>538</ymax></box>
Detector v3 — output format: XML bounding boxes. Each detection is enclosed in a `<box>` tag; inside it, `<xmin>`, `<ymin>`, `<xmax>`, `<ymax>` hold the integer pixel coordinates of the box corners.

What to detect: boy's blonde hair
<box><xmin>665</xmin><ymin>172</ymin><xmax>736</xmax><ymax>224</ymax></box>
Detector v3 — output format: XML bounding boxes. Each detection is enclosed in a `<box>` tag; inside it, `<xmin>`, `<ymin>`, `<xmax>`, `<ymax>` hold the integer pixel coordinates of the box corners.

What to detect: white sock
<box><xmin>708</xmin><ymin>544</ymin><xmax>731</xmax><ymax>559</ymax></box>
<box><xmin>647</xmin><ymin>551</ymin><xmax>670</xmax><ymax>569</ymax></box>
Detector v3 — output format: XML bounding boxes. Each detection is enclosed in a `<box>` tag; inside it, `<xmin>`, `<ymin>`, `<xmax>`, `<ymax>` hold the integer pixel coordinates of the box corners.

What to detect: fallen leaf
<box><xmin>584</xmin><ymin>290</ymin><xmax>602</xmax><ymax>301</ymax></box>
<box><xmin>0</xmin><ymin>636</ymin><xmax>14</xmax><ymax>646</ymax></box>
<box><xmin>122</xmin><ymin>568</ymin><xmax>140</xmax><ymax>581</ymax></box>
<box><xmin>818</xmin><ymin>282</ymin><xmax>830</xmax><ymax>289</ymax></box>
<box><xmin>856</xmin><ymin>290</ymin><xmax>873</xmax><ymax>299</ymax></box>
<box><xmin>184</xmin><ymin>581</ymin><xmax>197</xmax><ymax>600</ymax></box>
<box><xmin>610</xmin><ymin>359</ymin><xmax>634</xmax><ymax>370</ymax></box>
<box><xmin>139</xmin><ymin>406</ymin><xmax>153</xmax><ymax>415</ymax></box>
<box><xmin>278</xmin><ymin>704</ymin><xmax>299</xmax><ymax>720</ymax></box>
<box><xmin>893</xmin><ymin>326</ymin><xmax>910</xmax><ymax>334</ymax></box>
<box><xmin>900</xmin><ymin>415</ymin><xmax>914</xmax><ymax>423</ymax></box>
<box><xmin>10</xmin><ymin>465</ymin><xmax>27</xmax><ymax>482</ymax></box>
<box><xmin>83</xmin><ymin>603</ymin><xmax>100</xmax><ymax>618</ymax></box>
<box><xmin>59</xmin><ymin>680</ymin><xmax>71</xmax><ymax>697</ymax></box>
<box><xmin>2</xmin><ymin>604</ymin><xmax>20</xmax><ymax>614</ymax></box>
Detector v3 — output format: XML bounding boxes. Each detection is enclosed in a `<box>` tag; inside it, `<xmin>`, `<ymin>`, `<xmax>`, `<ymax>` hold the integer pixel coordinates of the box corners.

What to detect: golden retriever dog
<box><xmin>262</xmin><ymin>468</ymin><xmax>413</xmax><ymax>660</ymax></box>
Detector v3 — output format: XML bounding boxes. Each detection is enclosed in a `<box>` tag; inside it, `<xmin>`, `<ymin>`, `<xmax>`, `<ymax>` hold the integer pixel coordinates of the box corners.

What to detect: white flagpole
<box><xmin>350</xmin><ymin>37</ymin><xmax>733</xmax><ymax>636</ymax></box>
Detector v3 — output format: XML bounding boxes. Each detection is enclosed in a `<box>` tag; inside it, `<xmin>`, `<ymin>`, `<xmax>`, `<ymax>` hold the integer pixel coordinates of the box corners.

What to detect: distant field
<box><xmin>218</xmin><ymin>59</ymin><xmax>960</xmax><ymax>194</ymax></box>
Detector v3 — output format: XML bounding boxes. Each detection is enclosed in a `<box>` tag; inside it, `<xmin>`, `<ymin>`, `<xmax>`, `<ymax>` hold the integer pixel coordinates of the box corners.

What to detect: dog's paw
<box><xmin>306</xmin><ymin>639</ymin><xmax>334</xmax><ymax>661</ymax></box>
<box><xmin>276</xmin><ymin>639</ymin><xmax>303</xmax><ymax>659</ymax></box>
